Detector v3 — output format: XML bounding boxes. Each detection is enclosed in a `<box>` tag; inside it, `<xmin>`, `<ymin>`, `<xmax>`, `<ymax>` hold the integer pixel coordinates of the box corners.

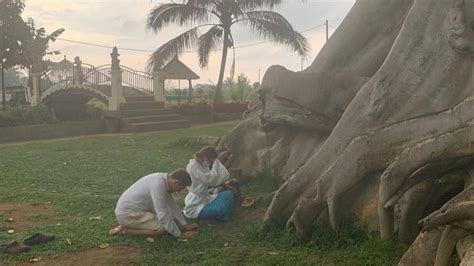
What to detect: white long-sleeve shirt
<box><xmin>115</xmin><ymin>173</ymin><xmax>186</xmax><ymax>237</ymax></box>
<box><xmin>184</xmin><ymin>159</ymin><xmax>230</xmax><ymax>219</ymax></box>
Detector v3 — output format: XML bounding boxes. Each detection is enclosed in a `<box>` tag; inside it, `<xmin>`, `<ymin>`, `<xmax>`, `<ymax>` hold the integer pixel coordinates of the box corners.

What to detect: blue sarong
<box><xmin>198</xmin><ymin>191</ymin><xmax>234</xmax><ymax>221</ymax></box>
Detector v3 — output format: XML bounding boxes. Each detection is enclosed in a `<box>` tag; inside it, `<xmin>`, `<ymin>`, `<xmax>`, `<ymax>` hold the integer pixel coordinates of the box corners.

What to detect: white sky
<box><xmin>23</xmin><ymin>0</ymin><xmax>355</xmax><ymax>84</ymax></box>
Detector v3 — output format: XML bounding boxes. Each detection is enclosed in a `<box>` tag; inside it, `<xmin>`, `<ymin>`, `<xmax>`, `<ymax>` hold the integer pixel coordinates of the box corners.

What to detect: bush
<box><xmin>172</xmin><ymin>102</ymin><xmax>212</xmax><ymax>116</ymax></box>
<box><xmin>214</xmin><ymin>102</ymin><xmax>248</xmax><ymax>113</ymax></box>
<box><xmin>0</xmin><ymin>105</ymin><xmax>58</xmax><ymax>127</ymax></box>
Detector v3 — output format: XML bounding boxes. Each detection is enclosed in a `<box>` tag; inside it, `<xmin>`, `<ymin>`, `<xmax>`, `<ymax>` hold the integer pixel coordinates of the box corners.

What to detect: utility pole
<box><xmin>326</xmin><ymin>19</ymin><xmax>329</xmax><ymax>42</ymax></box>
<box><xmin>1</xmin><ymin>63</ymin><xmax>5</xmax><ymax>109</ymax></box>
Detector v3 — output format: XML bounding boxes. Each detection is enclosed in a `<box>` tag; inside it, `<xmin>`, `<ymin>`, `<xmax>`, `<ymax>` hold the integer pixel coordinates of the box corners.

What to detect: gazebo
<box><xmin>161</xmin><ymin>57</ymin><xmax>200</xmax><ymax>105</ymax></box>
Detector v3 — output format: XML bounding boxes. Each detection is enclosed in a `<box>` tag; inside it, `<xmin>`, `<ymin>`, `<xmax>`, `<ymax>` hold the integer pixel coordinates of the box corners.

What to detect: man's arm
<box><xmin>150</xmin><ymin>186</ymin><xmax>182</xmax><ymax>237</ymax></box>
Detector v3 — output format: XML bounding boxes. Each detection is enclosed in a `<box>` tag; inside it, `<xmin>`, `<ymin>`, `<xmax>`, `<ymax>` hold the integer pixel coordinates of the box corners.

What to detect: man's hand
<box><xmin>183</xmin><ymin>223</ymin><xmax>198</xmax><ymax>231</ymax></box>
<box><xmin>178</xmin><ymin>230</ymin><xmax>197</xmax><ymax>239</ymax></box>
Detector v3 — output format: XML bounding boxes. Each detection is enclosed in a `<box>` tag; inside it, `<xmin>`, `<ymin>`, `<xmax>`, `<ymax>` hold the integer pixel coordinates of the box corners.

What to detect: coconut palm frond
<box><xmin>147</xmin><ymin>3</ymin><xmax>209</xmax><ymax>33</ymax></box>
<box><xmin>188</xmin><ymin>0</ymin><xmax>216</xmax><ymax>9</ymax></box>
<box><xmin>236</xmin><ymin>0</ymin><xmax>282</xmax><ymax>11</ymax></box>
<box><xmin>146</xmin><ymin>26</ymin><xmax>201</xmax><ymax>72</ymax></box>
<box><xmin>221</xmin><ymin>0</ymin><xmax>244</xmax><ymax>19</ymax></box>
<box><xmin>239</xmin><ymin>18</ymin><xmax>310</xmax><ymax>57</ymax></box>
<box><xmin>198</xmin><ymin>25</ymin><xmax>223</xmax><ymax>68</ymax></box>
<box><xmin>237</xmin><ymin>11</ymin><xmax>292</xmax><ymax>28</ymax></box>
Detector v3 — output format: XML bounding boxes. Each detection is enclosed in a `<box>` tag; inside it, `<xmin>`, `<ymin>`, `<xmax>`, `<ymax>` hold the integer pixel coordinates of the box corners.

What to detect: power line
<box><xmin>56</xmin><ymin>21</ymin><xmax>333</xmax><ymax>53</ymax></box>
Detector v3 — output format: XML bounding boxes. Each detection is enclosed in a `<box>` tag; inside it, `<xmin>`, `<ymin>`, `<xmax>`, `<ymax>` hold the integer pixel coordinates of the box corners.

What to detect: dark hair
<box><xmin>169</xmin><ymin>169</ymin><xmax>192</xmax><ymax>186</ymax></box>
<box><xmin>194</xmin><ymin>146</ymin><xmax>218</xmax><ymax>161</ymax></box>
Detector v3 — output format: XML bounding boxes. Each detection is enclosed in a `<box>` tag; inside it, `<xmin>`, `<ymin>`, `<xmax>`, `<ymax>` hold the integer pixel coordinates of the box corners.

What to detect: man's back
<box><xmin>115</xmin><ymin>173</ymin><xmax>167</xmax><ymax>215</ymax></box>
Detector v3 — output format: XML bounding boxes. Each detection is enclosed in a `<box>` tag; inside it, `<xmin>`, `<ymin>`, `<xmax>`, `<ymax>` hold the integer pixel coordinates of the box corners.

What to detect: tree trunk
<box><xmin>214</xmin><ymin>28</ymin><xmax>230</xmax><ymax>105</ymax></box>
<box><xmin>218</xmin><ymin>0</ymin><xmax>474</xmax><ymax>263</ymax></box>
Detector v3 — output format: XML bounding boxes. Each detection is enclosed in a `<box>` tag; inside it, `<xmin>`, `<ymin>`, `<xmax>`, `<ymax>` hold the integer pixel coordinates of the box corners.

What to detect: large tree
<box><xmin>218</xmin><ymin>0</ymin><xmax>474</xmax><ymax>264</ymax></box>
<box><xmin>0</xmin><ymin>0</ymin><xmax>33</xmax><ymax>107</ymax></box>
<box><xmin>146</xmin><ymin>0</ymin><xmax>309</xmax><ymax>104</ymax></box>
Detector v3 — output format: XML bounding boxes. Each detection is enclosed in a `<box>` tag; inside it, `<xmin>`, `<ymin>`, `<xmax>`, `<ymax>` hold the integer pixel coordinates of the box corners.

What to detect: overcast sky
<box><xmin>23</xmin><ymin>0</ymin><xmax>355</xmax><ymax>85</ymax></box>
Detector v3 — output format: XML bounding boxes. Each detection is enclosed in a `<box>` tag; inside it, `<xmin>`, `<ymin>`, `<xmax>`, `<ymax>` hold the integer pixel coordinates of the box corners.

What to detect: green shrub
<box><xmin>173</xmin><ymin>102</ymin><xmax>212</xmax><ymax>116</ymax></box>
<box><xmin>0</xmin><ymin>105</ymin><xmax>58</xmax><ymax>127</ymax></box>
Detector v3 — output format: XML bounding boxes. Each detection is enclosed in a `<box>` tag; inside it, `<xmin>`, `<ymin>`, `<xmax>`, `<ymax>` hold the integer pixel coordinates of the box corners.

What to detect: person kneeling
<box><xmin>109</xmin><ymin>169</ymin><xmax>198</xmax><ymax>239</ymax></box>
<box><xmin>184</xmin><ymin>147</ymin><xmax>236</xmax><ymax>222</ymax></box>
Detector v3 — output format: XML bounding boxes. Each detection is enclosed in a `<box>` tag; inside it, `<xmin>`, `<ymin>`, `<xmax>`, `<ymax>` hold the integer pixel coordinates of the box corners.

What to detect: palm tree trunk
<box><xmin>214</xmin><ymin>29</ymin><xmax>229</xmax><ymax>105</ymax></box>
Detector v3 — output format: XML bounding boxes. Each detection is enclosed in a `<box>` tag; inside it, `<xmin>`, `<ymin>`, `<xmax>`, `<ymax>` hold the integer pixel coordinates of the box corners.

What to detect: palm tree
<box><xmin>146</xmin><ymin>0</ymin><xmax>310</xmax><ymax>104</ymax></box>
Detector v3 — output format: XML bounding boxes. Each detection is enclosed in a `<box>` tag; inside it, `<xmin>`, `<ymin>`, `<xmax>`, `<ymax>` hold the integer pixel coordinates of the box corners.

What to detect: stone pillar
<box><xmin>73</xmin><ymin>56</ymin><xmax>83</xmax><ymax>86</ymax></box>
<box><xmin>152</xmin><ymin>70</ymin><xmax>165</xmax><ymax>104</ymax></box>
<box><xmin>30</xmin><ymin>72</ymin><xmax>41</xmax><ymax>107</ymax></box>
<box><xmin>109</xmin><ymin>47</ymin><xmax>123</xmax><ymax>111</ymax></box>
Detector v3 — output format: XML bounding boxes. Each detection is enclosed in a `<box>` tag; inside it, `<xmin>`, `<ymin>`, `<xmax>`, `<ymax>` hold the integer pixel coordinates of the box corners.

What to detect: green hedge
<box><xmin>0</xmin><ymin>105</ymin><xmax>58</xmax><ymax>127</ymax></box>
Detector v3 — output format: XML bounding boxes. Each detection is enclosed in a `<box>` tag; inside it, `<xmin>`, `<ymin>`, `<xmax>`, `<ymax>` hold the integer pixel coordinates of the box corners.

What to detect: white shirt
<box><xmin>184</xmin><ymin>159</ymin><xmax>230</xmax><ymax>219</ymax></box>
<box><xmin>115</xmin><ymin>173</ymin><xmax>186</xmax><ymax>237</ymax></box>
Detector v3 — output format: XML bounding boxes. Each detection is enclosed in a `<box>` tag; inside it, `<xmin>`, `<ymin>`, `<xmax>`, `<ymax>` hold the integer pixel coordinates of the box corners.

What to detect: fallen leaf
<box><xmin>99</xmin><ymin>243</ymin><xmax>109</xmax><ymax>249</ymax></box>
<box><xmin>268</xmin><ymin>252</ymin><xmax>279</xmax><ymax>256</ymax></box>
<box><xmin>66</xmin><ymin>238</ymin><xmax>72</xmax><ymax>245</ymax></box>
<box><xmin>29</xmin><ymin>258</ymin><xmax>41</xmax><ymax>262</ymax></box>
<box><xmin>224</xmin><ymin>242</ymin><xmax>229</xmax><ymax>247</ymax></box>
<box><xmin>146</xmin><ymin>237</ymin><xmax>155</xmax><ymax>243</ymax></box>
<box><xmin>241</xmin><ymin>197</ymin><xmax>255</xmax><ymax>208</ymax></box>
<box><xmin>6</xmin><ymin>217</ymin><xmax>14</xmax><ymax>222</ymax></box>
<box><xmin>88</xmin><ymin>216</ymin><xmax>102</xmax><ymax>220</ymax></box>
<box><xmin>177</xmin><ymin>239</ymin><xmax>188</xmax><ymax>242</ymax></box>
<box><xmin>7</xmin><ymin>229</ymin><xmax>14</xmax><ymax>234</ymax></box>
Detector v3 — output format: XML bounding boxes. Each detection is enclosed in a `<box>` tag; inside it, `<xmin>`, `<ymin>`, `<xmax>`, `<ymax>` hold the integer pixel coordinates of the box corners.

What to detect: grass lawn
<box><xmin>0</xmin><ymin>122</ymin><xmax>405</xmax><ymax>265</ymax></box>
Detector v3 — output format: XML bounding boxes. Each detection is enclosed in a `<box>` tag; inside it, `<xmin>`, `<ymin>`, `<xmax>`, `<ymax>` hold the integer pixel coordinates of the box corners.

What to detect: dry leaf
<box><xmin>146</xmin><ymin>237</ymin><xmax>155</xmax><ymax>243</ymax></box>
<box><xmin>268</xmin><ymin>252</ymin><xmax>279</xmax><ymax>256</ymax></box>
<box><xmin>99</xmin><ymin>243</ymin><xmax>109</xmax><ymax>249</ymax></box>
<box><xmin>6</xmin><ymin>217</ymin><xmax>14</xmax><ymax>222</ymax></box>
<box><xmin>241</xmin><ymin>197</ymin><xmax>255</xmax><ymax>208</ymax></box>
<box><xmin>177</xmin><ymin>239</ymin><xmax>188</xmax><ymax>242</ymax></box>
<box><xmin>66</xmin><ymin>238</ymin><xmax>72</xmax><ymax>245</ymax></box>
<box><xmin>29</xmin><ymin>258</ymin><xmax>41</xmax><ymax>262</ymax></box>
<box><xmin>7</xmin><ymin>229</ymin><xmax>14</xmax><ymax>234</ymax></box>
<box><xmin>224</xmin><ymin>242</ymin><xmax>229</xmax><ymax>247</ymax></box>
<box><xmin>88</xmin><ymin>216</ymin><xmax>102</xmax><ymax>220</ymax></box>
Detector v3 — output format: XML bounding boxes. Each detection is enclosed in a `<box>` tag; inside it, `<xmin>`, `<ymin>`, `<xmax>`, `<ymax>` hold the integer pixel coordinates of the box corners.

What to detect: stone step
<box><xmin>125</xmin><ymin>96</ymin><xmax>155</xmax><ymax>102</ymax></box>
<box><xmin>127</xmin><ymin>119</ymin><xmax>190</xmax><ymax>133</ymax></box>
<box><xmin>121</xmin><ymin>108</ymin><xmax>176</xmax><ymax>118</ymax></box>
<box><xmin>120</xmin><ymin>101</ymin><xmax>164</xmax><ymax>110</ymax></box>
<box><xmin>123</xmin><ymin>114</ymin><xmax>181</xmax><ymax>124</ymax></box>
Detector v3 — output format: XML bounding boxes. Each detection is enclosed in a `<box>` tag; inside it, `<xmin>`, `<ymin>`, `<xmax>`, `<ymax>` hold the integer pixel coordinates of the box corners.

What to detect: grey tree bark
<box><xmin>218</xmin><ymin>0</ymin><xmax>474</xmax><ymax>263</ymax></box>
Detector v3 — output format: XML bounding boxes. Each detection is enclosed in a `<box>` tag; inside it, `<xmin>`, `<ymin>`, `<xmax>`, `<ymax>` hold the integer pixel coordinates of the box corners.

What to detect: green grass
<box><xmin>0</xmin><ymin>122</ymin><xmax>405</xmax><ymax>265</ymax></box>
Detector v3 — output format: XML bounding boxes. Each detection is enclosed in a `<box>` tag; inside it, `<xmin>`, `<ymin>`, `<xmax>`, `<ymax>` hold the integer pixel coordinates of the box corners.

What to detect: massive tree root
<box><xmin>218</xmin><ymin>0</ymin><xmax>474</xmax><ymax>264</ymax></box>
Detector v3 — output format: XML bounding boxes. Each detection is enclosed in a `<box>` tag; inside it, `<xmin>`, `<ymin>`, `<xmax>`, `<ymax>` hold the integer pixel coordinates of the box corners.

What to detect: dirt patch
<box><xmin>14</xmin><ymin>246</ymin><xmax>140</xmax><ymax>266</ymax></box>
<box><xmin>0</xmin><ymin>203</ymin><xmax>63</xmax><ymax>233</ymax></box>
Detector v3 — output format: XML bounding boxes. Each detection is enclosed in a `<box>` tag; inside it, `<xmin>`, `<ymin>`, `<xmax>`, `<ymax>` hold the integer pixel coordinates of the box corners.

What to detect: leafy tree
<box><xmin>0</xmin><ymin>0</ymin><xmax>33</xmax><ymax>69</ymax></box>
<box><xmin>0</xmin><ymin>0</ymin><xmax>33</xmax><ymax>107</ymax></box>
<box><xmin>236</xmin><ymin>73</ymin><xmax>251</xmax><ymax>102</ymax></box>
<box><xmin>146</xmin><ymin>0</ymin><xmax>309</xmax><ymax>104</ymax></box>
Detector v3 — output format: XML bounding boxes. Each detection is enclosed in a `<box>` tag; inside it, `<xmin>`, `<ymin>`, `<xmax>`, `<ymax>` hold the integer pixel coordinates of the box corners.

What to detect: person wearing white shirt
<box><xmin>184</xmin><ymin>146</ymin><xmax>235</xmax><ymax>221</ymax></box>
<box><xmin>109</xmin><ymin>169</ymin><xmax>198</xmax><ymax>239</ymax></box>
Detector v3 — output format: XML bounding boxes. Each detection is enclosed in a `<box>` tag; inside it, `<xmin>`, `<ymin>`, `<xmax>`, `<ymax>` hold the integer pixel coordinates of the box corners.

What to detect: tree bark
<box><xmin>218</xmin><ymin>0</ymin><xmax>474</xmax><ymax>263</ymax></box>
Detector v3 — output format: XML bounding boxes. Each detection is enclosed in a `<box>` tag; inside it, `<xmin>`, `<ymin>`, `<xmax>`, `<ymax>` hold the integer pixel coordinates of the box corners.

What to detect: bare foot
<box><xmin>108</xmin><ymin>225</ymin><xmax>127</xmax><ymax>236</ymax></box>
